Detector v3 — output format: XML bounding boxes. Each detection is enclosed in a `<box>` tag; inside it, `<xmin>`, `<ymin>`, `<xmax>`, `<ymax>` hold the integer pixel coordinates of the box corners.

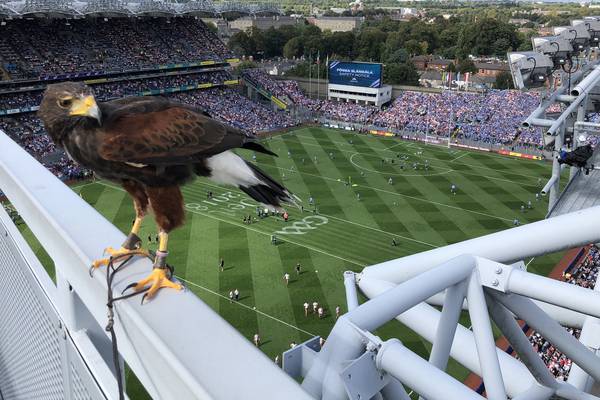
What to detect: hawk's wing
<box><xmin>97</xmin><ymin>96</ymin><xmax>253</xmax><ymax>165</ymax></box>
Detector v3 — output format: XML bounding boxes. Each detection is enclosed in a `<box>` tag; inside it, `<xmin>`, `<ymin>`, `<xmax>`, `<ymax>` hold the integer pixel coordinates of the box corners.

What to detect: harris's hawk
<box><xmin>38</xmin><ymin>82</ymin><xmax>297</xmax><ymax>299</ymax></box>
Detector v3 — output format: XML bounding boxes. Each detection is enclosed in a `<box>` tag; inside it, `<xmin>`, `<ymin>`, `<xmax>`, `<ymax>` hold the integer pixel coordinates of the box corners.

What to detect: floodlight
<box><xmin>532</xmin><ymin>36</ymin><xmax>574</xmax><ymax>66</ymax></box>
<box><xmin>581</xmin><ymin>17</ymin><xmax>600</xmax><ymax>46</ymax></box>
<box><xmin>508</xmin><ymin>51</ymin><xmax>554</xmax><ymax>90</ymax></box>
<box><xmin>555</xmin><ymin>25</ymin><xmax>591</xmax><ymax>52</ymax></box>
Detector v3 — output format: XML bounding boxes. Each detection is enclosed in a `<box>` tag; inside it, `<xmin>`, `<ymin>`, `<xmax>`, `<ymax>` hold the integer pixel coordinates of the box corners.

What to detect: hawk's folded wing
<box><xmin>98</xmin><ymin>98</ymin><xmax>250</xmax><ymax>165</ymax></box>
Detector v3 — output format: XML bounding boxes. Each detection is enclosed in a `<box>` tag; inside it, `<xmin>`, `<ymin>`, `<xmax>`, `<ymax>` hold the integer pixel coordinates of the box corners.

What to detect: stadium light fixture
<box><xmin>555</xmin><ymin>25</ymin><xmax>591</xmax><ymax>52</ymax></box>
<box><xmin>582</xmin><ymin>17</ymin><xmax>600</xmax><ymax>46</ymax></box>
<box><xmin>508</xmin><ymin>51</ymin><xmax>554</xmax><ymax>90</ymax></box>
<box><xmin>532</xmin><ymin>36</ymin><xmax>574</xmax><ymax>66</ymax></box>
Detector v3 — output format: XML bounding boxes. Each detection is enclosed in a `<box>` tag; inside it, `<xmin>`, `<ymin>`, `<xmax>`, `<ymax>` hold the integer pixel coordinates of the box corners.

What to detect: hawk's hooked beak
<box><xmin>69</xmin><ymin>95</ymin><xmax>101</xmax><ymax>123</ymax></box>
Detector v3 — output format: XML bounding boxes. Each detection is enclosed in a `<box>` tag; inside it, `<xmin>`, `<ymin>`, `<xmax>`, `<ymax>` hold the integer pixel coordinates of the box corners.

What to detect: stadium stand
<box><xmin>525</xmin><ymin>245</ymin><xmax>600</xmax><ymax>381</ymax></box>
<box><xmin>371</xmin><ymin>90</ymin><xmax>542</xmax><ymax>147</ymax></box>
<box><xmin>242</xmin><ymin>69</ymin><xmax>551</xmax><ymax>148</ymax></box>
<box><xmin>0</xmin><ymin>18</ymin><xmax>232</xmax><ymax>80</ymax></box>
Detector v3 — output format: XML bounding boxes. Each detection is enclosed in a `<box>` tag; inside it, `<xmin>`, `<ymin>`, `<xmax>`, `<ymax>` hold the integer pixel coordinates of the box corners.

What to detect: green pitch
<box><xmin>19</xmin><ymin>126</ymin><xmax>566</xmax><ymax>398</ymax></box>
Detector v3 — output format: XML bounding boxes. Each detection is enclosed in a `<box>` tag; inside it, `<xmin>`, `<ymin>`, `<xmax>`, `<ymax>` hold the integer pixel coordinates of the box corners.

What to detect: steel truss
<box><xmin>283</xmin><ymin>206</ymin><xmax>600</xmax><ymax>400</ymax></box>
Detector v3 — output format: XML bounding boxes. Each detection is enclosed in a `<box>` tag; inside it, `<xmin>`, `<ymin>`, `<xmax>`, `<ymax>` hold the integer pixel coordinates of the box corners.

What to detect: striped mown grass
<box><xmin>18</xmin><ymin>127</ymin><xmax>567</xmax><ymax>398</ymax></box>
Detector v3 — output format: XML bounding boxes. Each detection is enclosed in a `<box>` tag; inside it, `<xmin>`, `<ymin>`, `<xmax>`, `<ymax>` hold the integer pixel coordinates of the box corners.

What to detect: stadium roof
<box><xmin>0</xmin><ymin>0</ymin><xmax>283</xmax><ymax>18</ymax></box>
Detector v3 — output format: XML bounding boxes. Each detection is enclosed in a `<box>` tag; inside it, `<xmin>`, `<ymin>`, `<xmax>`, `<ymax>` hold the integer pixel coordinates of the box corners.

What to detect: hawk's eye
<box><xmin>58</xmin><ymin>98</ymin><xmax>73</xmax><ymax>108</ymax></box>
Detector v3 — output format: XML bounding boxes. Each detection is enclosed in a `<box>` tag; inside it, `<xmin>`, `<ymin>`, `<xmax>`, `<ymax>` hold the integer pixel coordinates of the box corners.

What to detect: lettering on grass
<box><xmin>186</xmin><ymin>191</ymin><xmax>329</xmax><ymax>236</ymax></box>
<box><xmin>273</xmin><ymin>215</ymin><xmax>329</xmax><ymax>235</ymax></box>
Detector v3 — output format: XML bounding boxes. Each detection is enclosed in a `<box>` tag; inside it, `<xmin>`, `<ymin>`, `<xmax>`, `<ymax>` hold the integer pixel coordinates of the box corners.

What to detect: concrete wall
<box><xmin>229</xmin><ymin>16</ymin><xmax>301</xmax><ymax>32</ymax></box>
<box><xmin>306</xmin><ymin>17</ymin><xmax>363</xmax><ymax>32</ymax></box>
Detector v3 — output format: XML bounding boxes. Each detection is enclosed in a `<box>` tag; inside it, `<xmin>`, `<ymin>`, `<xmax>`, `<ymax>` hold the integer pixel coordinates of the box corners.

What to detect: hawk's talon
<box><xmin>121</xmin><ymin>282</ymin><xmax>138</xmax><ymax>295</ymax></box>
<box><xmin>123</xmin><ymin>267</ymin><xmax>182</xmax><ymax>303</ymax></box>
<box><xmin>90</xmin><ymin>247</ymin><xmax>150</xmax><ymax>272</ymax></box>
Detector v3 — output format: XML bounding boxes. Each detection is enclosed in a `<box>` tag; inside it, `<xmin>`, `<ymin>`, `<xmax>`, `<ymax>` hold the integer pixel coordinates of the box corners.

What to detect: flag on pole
<box><xmin>316</xmin><ymin>51</ymin><xmax>320</xmax><ymax>65</ymax></box>
<box><xmin>456</xmin><ymin>72</ymin><xmax>461</xmax><ymax>83</ymax></box>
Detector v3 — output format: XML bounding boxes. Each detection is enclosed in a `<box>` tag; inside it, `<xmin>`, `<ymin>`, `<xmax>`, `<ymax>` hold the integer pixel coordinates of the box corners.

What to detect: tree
<box><xmin>457</xmin><ymin>59</ymin><xmax>477</xmax><ymax>74</ymax></box>
<box><xmin>322</xmin><ymin>31</ymin><xmax>355</xmax><ymax>58</ymax></box>
<box><xmin>386</xmin><ymin>48</ymin><xmax>409</xmax><ymax>64</ymax></box>
<box><xmin>283</xmin><ymin>37</ymin><xmax>303</xmax><ymax>59</ymax></box>
<box><xmin>384</xmin><ymin>31</ymin><xmax>406</xmax><ymax>58</ymax></box>
<box><xmin>495</xmin><ymin>71</ymin><xmax>514</xmax><ymax>89</ymax></box>
<box><xmin>458</xmin><ymin>18</ymin><xmax>520</xmax><ymax>57</ymax></box>
<box><xmin>228</xmin><ymin>31</ymin><xmax>256</xmax><ymax>57</ymax></box>
<box><xmin>384</xmin><ymin>62</ymin><xmax>420</xmax><ymax>86</ymax></box>
<box><xmin>354</xmin><ymin>28</ymin><xmax>387</xmax><ymax>61</ymax></box>
<box><xmin>446</xmin><ymin>62</ymin><xmax>456</xmax><ymax>73</ymax></box>
<box><xmin>405</xmin><ymin>39</ymin><xmax>423</xmax><ymax>56</ymax></box>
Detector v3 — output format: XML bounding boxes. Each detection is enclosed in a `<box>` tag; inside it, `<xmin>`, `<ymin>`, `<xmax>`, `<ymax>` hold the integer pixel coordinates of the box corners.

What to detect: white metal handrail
<box><xmin>0</xmin><ymin>130</ymin><xmax>311</xmax><ymax>399</ymax></box>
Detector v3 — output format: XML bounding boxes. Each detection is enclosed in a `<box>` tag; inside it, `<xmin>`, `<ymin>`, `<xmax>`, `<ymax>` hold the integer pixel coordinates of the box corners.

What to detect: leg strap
<box><xmin>153</xmin><ymin>250</ymin><xmax>169</xmax><ymax>269</ymax></box>
<box><xmin>121</xmin><ymin>233</ymin><xmax>142</xmax><ymax>251</ymax></box>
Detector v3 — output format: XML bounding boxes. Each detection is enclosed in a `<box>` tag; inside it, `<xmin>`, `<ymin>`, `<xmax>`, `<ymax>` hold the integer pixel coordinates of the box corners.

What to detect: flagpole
<box><xmin>326</xmin><ymin>55</ymin><xmax>329</xmax><ymax>101</ymax></box>
<box><xmin>308</xmin><ymin>52</ymin><xmax>312</xmax><ymax>99</ymax></box>
<box><xmin>317</xmin><ymin>51</ymin><xmax>320</xmax><ymax>101</ymax></box>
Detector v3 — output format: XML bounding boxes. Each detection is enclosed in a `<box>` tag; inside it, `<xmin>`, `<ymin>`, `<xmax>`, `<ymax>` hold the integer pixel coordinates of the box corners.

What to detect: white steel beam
<box><xmin>376</xmin><ymin>339</ymin><xmax>485</xmax><ymax>400</ymax></box>
<box><xmin>358</xmin><ymin>277</ymin><xmax>536</xmax><ymax>398</ymax></box>
<box><xmin>467</xmin><ymin>272</ymin><xmax>507</xmax><ymax>400</ymax></box>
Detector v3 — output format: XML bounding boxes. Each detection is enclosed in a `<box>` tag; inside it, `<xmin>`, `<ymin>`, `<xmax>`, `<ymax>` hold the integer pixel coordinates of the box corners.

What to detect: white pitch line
<box><xmin>386</xmin><ymin>142</ymin><xmax>405</xmax><ymax>151</ymax></box>
<box><xmin>177</xmin><ymin>276</ymin><xmax>317</xmax><ymax>337</ymax></box>
<box><xmin>254</xmin><ymin>162</ymin><xmax>514</xmax><ymax>223</ymax></box>
<box><xmin>93</xmin><ymin>181</ymin><xmax>365</xmax><ymax>267</ymax></box>
<box><xmin>451</xmin><ymin>152</ymin><xmax>469</xmax><ymax>162</ymax></box>
<box><xmin>70</xmin><ymin>180</ymin><xmax>98</xmax><ymax>191</ymax></box>
<box><xmin>349</xmin><ymin>152</ymin><xmax>454</xmax><ymax>178</ymax></box>
<box><xmin>194</xmin><ymin>181</ymin><xmax>441</xmax><ymax>249</ymax></box>
<box><xmin>526</xmin><ymin>257</ymin><xmax>536</xmax><ymax>268</ymax></box>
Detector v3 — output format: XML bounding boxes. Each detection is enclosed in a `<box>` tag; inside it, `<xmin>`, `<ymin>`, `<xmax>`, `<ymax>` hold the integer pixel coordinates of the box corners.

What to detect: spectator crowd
<box><xmin>0</xmin><ymin>70</ymin><xmax>231</xmax><ymax>110</ymax></box>
<box><xmin>1</xmin><ymin>18</ymin><xmax>231</xmax><ymax>80</ymax></box>
<box><xmin>526</xmin><ymin>245</ymin><xmax>600</xmax><ymax>381</ymax></box>
<box><xmin>244</xmin><ymin>69</ymin><xmax>546</xmax><ymax>148</ymax></box>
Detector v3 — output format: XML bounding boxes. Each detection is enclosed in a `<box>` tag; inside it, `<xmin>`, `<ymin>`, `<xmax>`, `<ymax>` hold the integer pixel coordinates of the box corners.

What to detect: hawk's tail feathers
<box><xmin>240</xmin><ymin>161</ymin><xmax>301</xmax><ymax>212</ymax></box>
<box><xmin>205</xmin><ymin>151</ymin><xmax>300</xmax><ymax>212</ymax></box>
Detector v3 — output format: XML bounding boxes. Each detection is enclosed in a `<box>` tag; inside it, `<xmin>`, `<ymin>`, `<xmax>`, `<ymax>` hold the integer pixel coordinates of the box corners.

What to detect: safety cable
<box><xmin>98</xmin><ymin>252</ymin><xmax>173</xmax><ymax>400</ymax></box>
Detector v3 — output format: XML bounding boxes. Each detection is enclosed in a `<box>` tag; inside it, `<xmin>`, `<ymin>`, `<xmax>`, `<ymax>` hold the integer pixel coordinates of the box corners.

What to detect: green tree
<box><xmin>458</xmin><ymin>18</ymin><xmax>520</xmax><ymax>57</ymax></box>
<box><xmin>283</xmin><ymin>37</ymin><xmax>303</xmax><ymax>59</ymax></box>
<box><xmin>384</xmin><ymin>62</ymin><xmax>420</xmax><ymax>86</ymax></box>
<box><xmin>386</xmin><ymin>48</ymin><xmax>409</xmax><ymax>64</ymax></box>
<box><xmin>354</xmin><ymin>28</ymin><xmax>387</xmax><ymax>61</ymax></box>
<box><xmin>495</xmin><ymin>71</ymin><xmax>514</xmax><ymax>89</ymax></box>
<box><xmin>228</xmin><ymin>31</ymin><xmax>257</xmax><ymax>57</ymax></box>
<box><xmin>457</xmin><ymin>59</ymin><xmax>477</xmax><ymax>74</ymax></box>
<box><xmin>405</xmin><ymin>39</ymin><xmax>423</xmax><ymax>56</ymax></box>
<box><xmin>322</xmin><ymin>31</ymin><xmax>355</xmax><ymax>58</ymax></box>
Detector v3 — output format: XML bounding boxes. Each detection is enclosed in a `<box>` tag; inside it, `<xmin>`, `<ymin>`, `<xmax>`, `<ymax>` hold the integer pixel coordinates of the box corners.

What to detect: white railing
<box><xmin>0</xmin><ymin>130</ymin><xmax>311</xmax><ymax>400</ymax></box>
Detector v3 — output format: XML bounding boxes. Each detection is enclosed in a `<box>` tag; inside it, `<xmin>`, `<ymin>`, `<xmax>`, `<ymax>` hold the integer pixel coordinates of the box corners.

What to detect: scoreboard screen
<box><xmin>329</xmin><ymin>61</ymin><xmax>382</xmax><ymax>88</ymax></box>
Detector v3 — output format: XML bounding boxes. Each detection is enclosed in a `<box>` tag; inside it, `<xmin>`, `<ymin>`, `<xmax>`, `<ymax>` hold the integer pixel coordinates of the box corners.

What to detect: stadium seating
<box><xmin>527</xmin><ymin>245</ymin><xmax>600</xmax><ymax>381</ymax></box>
<box><xmin>0</xmin><ymin>18</ymin><xmax>232</xmax><ymax>80</ymax></box>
